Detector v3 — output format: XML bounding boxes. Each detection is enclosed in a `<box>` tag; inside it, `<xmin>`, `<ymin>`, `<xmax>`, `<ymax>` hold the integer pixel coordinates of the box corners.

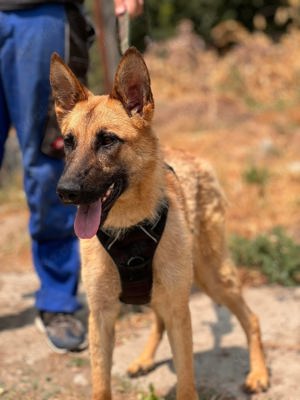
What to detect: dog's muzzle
<box><xmin>57</xmin><ymin>181</ymin><xmax>99</xmax><ymax>205</ymax></box>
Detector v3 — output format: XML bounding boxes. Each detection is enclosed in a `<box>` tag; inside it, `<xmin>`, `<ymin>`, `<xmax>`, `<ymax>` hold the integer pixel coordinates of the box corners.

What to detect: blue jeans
<box><xmin>0</xmin><ymin>4</ymin><xmax>81</xmax><ymax>312</ymax></box>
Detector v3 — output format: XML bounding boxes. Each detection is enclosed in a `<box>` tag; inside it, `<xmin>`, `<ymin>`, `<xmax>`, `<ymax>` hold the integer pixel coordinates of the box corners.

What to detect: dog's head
<box><xmin>50</xmin><ymin>48</ymin><xmax>156</xmax><ymax>239</ymax></box>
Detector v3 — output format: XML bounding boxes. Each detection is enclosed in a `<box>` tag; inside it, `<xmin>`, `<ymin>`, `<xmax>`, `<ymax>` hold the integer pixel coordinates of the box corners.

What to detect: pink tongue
<box><xmin>74</xmin><ymin>200</ymin><xmax>102</xmax><ymax>239</ymax></box>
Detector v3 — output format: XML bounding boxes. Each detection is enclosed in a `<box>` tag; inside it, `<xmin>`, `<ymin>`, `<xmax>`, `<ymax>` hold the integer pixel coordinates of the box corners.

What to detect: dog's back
<box><xmin>165</xmin><ymin>148</ymin><xmax>240</xmax><ymax>299</ymax></box>
<box><xmin>165</xmin><ymin>148</ymin><xmax>226</xmax><ymax>233</ymax></box>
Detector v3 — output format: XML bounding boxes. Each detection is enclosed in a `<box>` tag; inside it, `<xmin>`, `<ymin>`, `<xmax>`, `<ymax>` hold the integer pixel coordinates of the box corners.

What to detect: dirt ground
<box><xmin>0</xmin><ymin>29</ymin><xmax>300</xmax><ymax>399</ymax></box>
<box><xmin>0</xmin><ymin>271</ymin><xmax>300</xmax><ymax>400</ymax></box>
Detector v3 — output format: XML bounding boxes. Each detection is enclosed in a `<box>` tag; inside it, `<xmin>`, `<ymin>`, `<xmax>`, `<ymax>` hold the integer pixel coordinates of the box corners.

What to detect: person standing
<box><xmin>0</xmin><ymin>0</ymin><xmax>143</xmax><ymax>352</ymax></box>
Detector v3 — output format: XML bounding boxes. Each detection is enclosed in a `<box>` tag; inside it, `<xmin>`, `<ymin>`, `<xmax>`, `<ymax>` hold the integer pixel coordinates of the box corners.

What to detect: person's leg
<box><xmin>1</xmin><ymin>5</ymin><xmax>86</xmax><ymax>351</ymax></box>
<box><xmin>0</xmin><ymin>14</ymin><xmax>11</xmax><ymax>167</ymax></box>
<box><xmin>0</xmin><ymin>76</ymin><xmax>10</xmax><ymax>167</ymax></box>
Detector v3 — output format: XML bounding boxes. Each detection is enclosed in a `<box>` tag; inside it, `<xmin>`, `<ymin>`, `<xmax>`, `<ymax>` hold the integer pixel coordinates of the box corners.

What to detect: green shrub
<box><xmin>141</xmin><ymin>0</ymin><xmax>296</xmax><ymax>43</ymax></box>
<box><xmin>243</xmin><ymin>165</ymin><xmax>270</xmax><ymax>186</ymax></box>
<box><xmin>230</xmin><ymin>227</ymin><xmax>300</xmax><ymax>286</ymax></box>
<box><xmin>242</xmin><ymin>165</ymin><xmax>270</xmax><ymax>196</ymax></box>
<box><xmin>139</xmin><ymin>384</ymin><xmax>164</xmax><ymax>400</ymax></box>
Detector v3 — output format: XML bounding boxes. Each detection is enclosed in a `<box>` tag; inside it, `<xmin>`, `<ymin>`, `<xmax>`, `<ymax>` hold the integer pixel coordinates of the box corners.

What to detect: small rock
<box><xmin>257</xmin><ymin>137</ymin><xmax>279</xmax><ymax>157</ymax></box>
<box><xmin>293</xmin><ymin>286</ymin><xmax>300</xmax><ymax>300</ymax></box>
<box><xmin>287</xmin><ymin>161</ymin><xmax>300</xmax><ymax>180</ymax></box>
<box><xmin>73</xmin><ymin>373</ymin><xmax>88</xmax><ymax>386</ymax></box>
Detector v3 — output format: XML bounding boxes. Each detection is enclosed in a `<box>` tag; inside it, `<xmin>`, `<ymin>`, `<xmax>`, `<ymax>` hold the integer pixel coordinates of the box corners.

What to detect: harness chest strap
<box><xmin>96</xmin><ymin>201</ymin><xmax>169</xmax><ymax>305</ymax></box>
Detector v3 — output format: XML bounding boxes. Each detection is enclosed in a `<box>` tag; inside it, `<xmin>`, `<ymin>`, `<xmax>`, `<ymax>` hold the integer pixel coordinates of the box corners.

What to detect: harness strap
<box><xmin>97</xmin><ymin>201</ymin><xmax>169</xmax><ymax>305</ymax></box>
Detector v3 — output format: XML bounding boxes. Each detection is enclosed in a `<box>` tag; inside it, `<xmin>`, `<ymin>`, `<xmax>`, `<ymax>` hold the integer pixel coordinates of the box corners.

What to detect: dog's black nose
<box><xmin>57</xmin><ymin>181</ymin><xmax>81</xmax><ymax>204</ymax></box>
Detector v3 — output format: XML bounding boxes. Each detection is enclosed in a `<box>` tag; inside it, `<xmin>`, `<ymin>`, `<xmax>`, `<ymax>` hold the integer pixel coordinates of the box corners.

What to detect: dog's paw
<box><xmin>127</xmin><ymin>358</ymin><xmax>155</xmax><ymax>378</ymax></box>
<box><xmin>243</xmin><ymin>369</ymin><xmax>270</xmax><ymax>393</ymax></box>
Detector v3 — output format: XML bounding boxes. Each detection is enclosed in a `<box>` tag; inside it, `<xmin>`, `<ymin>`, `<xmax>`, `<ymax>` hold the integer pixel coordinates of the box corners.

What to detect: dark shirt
<box><xmin>0</xmin><ymin>0</ymin><xmax>83</xmax><ymax>11</ymax></box>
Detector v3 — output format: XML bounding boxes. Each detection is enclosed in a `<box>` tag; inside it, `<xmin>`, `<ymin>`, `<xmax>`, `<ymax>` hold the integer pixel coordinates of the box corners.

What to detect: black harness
<box><xmin>97</xmin><ymin>202</ymin><xmax>169</xmax><ymax>305</ymax></box>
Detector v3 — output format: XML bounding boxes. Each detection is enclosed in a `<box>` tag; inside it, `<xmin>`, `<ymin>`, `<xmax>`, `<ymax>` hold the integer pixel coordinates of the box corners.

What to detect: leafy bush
<box><xmin>143</xmin><ymin>0</ymin><xmax>296</xmax><ymax>43</ymax></box>
<box><xmin>230</xmin><ymin>227</ymin><xmax>300</xmax><ymax>286</ymax></box>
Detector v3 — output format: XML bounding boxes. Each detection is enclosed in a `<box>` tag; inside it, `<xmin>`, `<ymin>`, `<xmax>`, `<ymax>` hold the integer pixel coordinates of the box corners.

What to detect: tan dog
<box><xmin>50</xmin><ymin>48</ymin><xmax>269</xmax><ymax>400</ymax></box>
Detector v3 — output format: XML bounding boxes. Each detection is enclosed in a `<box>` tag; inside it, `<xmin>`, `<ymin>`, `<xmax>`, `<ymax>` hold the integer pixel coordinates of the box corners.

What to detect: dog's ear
<box><xmin>50</xmin><ymin>53</ymin><xmax>89</xmax><ymax>124</ymax></box>
<box><xmin>110</xmin><ymin>47</ymin><xmax>154</xmax><ymax>121</ymax></box>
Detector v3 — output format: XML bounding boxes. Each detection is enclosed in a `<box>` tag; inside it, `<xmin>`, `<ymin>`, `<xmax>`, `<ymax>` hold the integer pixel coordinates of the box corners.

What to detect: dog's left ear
<box><xmin>50</xmin><ymin>53</ymin><xmax>89</xmax><ymax>124</ymax></box>
<box><xmin>110</xmin><ymin>47</ymin><xmax>154</xmax><ymax>121</ymax></box>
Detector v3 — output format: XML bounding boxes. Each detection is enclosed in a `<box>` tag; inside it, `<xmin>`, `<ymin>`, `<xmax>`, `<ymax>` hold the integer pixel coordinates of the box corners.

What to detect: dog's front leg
<box><xmin>155</xmin><ymin>300</ymin><xmax>199</xmax><ymax>400</ymax></box>
<box><xmin>89</xmin><ymin>304</ymin><xmax>120</xmax><ymax>400</ymax></box>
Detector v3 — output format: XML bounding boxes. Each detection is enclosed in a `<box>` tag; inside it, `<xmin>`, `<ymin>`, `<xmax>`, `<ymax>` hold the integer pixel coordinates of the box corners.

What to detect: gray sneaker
<box><xmin>35</xmin><ymin>312</ymin><xmax>87</xmax><ymax>353</ymax></box>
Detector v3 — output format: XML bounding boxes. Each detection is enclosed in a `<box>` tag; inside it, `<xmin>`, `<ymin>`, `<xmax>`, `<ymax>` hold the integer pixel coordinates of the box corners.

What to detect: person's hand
<box><xmin>114</xmin><ymin>0</ymin><xmax>144</xmax><ymax>17</ymax></box>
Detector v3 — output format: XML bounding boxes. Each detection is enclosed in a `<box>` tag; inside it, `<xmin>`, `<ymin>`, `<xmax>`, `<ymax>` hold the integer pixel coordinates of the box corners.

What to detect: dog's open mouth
<box><xmin>74</xmin><ymin>181</ymin><xmax>123</xmax><ymax>239</ymax></box>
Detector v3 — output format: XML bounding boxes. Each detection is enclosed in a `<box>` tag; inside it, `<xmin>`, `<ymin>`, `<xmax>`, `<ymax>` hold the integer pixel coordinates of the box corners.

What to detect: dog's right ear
<box><xmin>50</xmin><ymin>53</ymin><xmax>89</xmax><ymax>124</ymax></box>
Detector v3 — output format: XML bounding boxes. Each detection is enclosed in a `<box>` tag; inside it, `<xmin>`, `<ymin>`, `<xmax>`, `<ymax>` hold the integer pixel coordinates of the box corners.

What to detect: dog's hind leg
<box><xmin>216</xmin><ymin>265</ymin><xmax>269</xmax><ymax>393</ymax></box>
<box><xmin>127</xmin><ymin>310</ymin><xmax>165</xmax><ymax>377</ymax></box>
<box><xmin>194</xmin><ymin>254</ymin><xmax>269</xmax><ymax>393</ymax></box>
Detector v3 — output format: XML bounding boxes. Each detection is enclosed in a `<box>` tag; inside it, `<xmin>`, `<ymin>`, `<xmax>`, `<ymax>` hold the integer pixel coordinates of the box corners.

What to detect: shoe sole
<box><xmin>35</xmin><ymin>316</ymin><xmax>88</xmax><ymax>354</ymax></box>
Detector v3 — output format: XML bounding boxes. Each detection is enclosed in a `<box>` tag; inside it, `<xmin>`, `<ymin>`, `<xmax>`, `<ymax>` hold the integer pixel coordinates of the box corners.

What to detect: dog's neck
<box><xmin>104</xmin><ymin>149</ymin><xmax>166</xmax><ymax>233</ymax></box>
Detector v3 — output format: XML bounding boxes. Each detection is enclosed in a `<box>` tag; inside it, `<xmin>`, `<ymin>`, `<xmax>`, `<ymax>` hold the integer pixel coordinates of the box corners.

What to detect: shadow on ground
<box><xmin>0</xmin><ymin>306</ymin><xmax>36</xmax><ymax>331</ymax></box>
<box><xmin>164</xmin><ymin>386</ymin><xmax>242</xmax><ymax>400</ymax></box>
<box><xmin>130</xmin><ymin>344</ymin><xmax>251</xmax><ymax>400</ymax></box>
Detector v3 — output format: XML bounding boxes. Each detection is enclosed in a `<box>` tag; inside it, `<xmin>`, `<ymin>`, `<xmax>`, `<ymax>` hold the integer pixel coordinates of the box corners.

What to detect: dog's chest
<box><xmin>96</xmin><ymin>203</ymin><xmax>168</xmax><ymax>305</ymax></box>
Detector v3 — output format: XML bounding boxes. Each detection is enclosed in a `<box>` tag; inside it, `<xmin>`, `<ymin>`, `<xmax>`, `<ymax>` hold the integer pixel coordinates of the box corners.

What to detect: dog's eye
<box><xmin>63</xmin><ymin>134</ymin><xmax>76</xmax><ymax>151</ymax></box>
<box><xmin>95</xmin><ymin>132</ymin><xmax>121</xmax><ymax>150</ymax></box>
